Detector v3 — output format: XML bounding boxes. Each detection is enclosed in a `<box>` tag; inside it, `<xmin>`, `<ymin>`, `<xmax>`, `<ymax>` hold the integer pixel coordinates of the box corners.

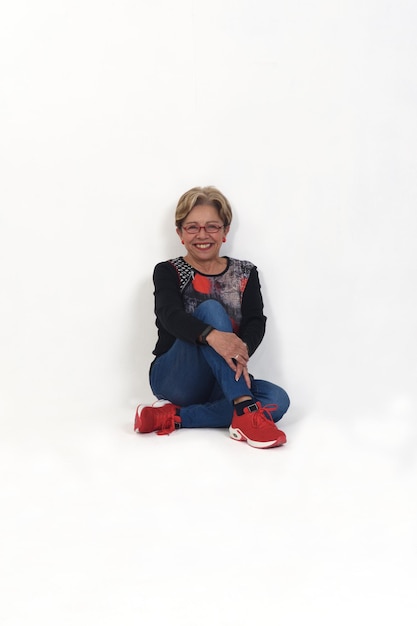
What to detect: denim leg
<box><xmin>150</xmin><ymin>299</ymin><xmax>286</xmax><ymax>429</ymax></box>
<box><xmin>179</xmin><ymin>398</ymin><xmax>234</xmax><ymax>428</ymax></box>
<box><xmin>179</xmin><ymin>380</ymin><xmax>290</xmax><ymax>428</ymax></box>
<box><xmin>189</xmin><ymin>300</ymin><xmax>252</xmax><ymax>403</ymax></box>
<box><xmin>150</xmin><ymin>339</ymin><xmax>217</xmax><ymax>407</ymax></box>
<box><xmin>193</xmin><ymin>299</ymin><xmax>234</xmax><ymax>331</ymax></box>
<box><xmin>150</xmin><ymin>300</ymin><xmax>250</xmax><ymax>403</ymax></box>
<box><xmin>250</xmin><ymin>378</ymin><xmax>290</xmax><ymax>423</ymax></box>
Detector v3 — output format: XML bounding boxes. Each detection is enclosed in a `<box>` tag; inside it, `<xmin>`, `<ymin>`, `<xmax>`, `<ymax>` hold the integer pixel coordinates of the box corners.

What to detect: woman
<box><xmin>135</xmin><ymin>186</ymin><xmax>290</xmax><ymax>449</ymax></box>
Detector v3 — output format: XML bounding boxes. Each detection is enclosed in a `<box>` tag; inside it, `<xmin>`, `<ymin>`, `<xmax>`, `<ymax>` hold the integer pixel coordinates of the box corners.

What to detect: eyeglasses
<box><xmin>182</xmin><ymin>223</ymin><xmax>224</xmax><ymax>234</ymax></box>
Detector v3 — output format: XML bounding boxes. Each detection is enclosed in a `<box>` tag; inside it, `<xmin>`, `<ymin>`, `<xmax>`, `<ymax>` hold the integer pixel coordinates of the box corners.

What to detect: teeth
<box><xmin>196</xmin><ymin>244</ymin><xmax>211</xmax><ymax>249</ymax></box>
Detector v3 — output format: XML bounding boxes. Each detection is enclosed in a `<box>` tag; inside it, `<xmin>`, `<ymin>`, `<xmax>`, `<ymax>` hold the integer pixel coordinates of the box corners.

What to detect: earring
<box><xmin>222</xmin><ymin>237</ymin><xmax>226</xmax><ymax>242</ymax></box>
<box><xmin>181</xmin><ymin>240</ymin><xmax>185</xmax><ymax>244</ymax></box>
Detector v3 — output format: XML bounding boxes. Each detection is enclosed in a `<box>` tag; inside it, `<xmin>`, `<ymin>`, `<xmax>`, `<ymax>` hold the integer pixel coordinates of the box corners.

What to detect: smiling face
<box><xmin>177</xmin><ymin>203</ymin><xmax>230</xmax><ymax>268</ymax></box>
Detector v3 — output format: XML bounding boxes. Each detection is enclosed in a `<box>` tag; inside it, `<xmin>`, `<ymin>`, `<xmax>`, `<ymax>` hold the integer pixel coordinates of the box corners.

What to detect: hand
<box><xmin>205</xmin><ymin>330</ymin><xmax>251</xmax><ymax>388</ymax></box>
<box><xmin>234</xmin><ymin>360</ymin><xmax>251</xmax><ymax>388</ymax></box>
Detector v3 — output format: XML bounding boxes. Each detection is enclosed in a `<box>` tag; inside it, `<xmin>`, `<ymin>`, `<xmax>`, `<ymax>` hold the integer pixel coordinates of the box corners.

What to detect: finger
<box><xmin>238</xmin><ymin>344</ymin><xmax>249</xmax><ymax>358</ymax></box>
<box><xmin>238</xmin><ymin>343</ymin><xmax>249</xmax><ymax>361</ymax></box>
<box><xmin>235</xmin><ymin>363</ymin><xmax>245</xmax><ymax>382</ymax></box>
<box><xmin>233</xmin><ymin>353</ymin><xmax>249</xmax><ymax>366</ymax></box>
<box><xmin>226</xmin><ymin>357</ymin><xmax>237</xmax><ymax>372</ymax></box>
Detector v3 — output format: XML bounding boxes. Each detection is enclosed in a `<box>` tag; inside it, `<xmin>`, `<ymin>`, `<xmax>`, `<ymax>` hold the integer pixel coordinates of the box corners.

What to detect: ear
<box><xmin>176</xmin><ymin>227</ymin><xmax>183</xmax><ymax>242</ymax></box>
<box><xmin>224</xmin><ymin>225</ymin><xmax>230</xmax><ymax>237</ymax></box>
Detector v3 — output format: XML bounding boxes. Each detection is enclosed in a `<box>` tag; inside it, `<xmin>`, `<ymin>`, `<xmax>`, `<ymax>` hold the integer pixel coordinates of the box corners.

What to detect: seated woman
<box><xmin>135</xmin><ymin>186</ymin><xmax>290</xmax><ymax>449</ymax></box>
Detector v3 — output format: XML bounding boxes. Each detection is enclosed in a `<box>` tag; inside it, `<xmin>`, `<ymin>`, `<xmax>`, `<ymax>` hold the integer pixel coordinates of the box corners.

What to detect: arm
<box><xmin>153</xmin><ymin>262</ymin><xmax>207</xmax><ymax>342</ymax></box>
<box><xmin>206</xmin><ymin>266</ymin><xmax>266</xmax><ymax>388</ymax></box>
<box><xmin>155</xmin><ymin>262</ymin><xmax>249</xmax><ymax>360</ymax></box>
<box><xmin>239</xmin><ymin>267</ymin><xmax>267</xmax><ymax>356</ymax></box>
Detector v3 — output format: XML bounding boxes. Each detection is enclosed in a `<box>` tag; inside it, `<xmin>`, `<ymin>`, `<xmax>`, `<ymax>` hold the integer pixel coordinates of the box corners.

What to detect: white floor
<box><xmin>1</xmin><ymin>403</ymin><xmax>416</xmax><ymax>626</ymax></box>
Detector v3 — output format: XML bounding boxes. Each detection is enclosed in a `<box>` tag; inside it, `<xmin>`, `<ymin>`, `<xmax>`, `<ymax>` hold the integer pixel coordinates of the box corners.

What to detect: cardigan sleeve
<box><xmin>153</xmin><ymin>262</ymin><xmax>208</xmax><ymax>343</ymax></box>
<box><xmin>238</xmin><ymin>267</ymin><xmax>267</xmax><ymax>357</ymax></box>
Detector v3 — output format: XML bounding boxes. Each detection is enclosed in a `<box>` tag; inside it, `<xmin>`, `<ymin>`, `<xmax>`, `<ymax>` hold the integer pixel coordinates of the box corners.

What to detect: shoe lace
<box><xmin>157</xmin><ymin>419</ymin><xmax>176</xmax><ymax>436</ymax></box>
<box><xmin>252</xmin><ymin>404</ymin><xmax>277</xmax><ymax>427</ymax></box>
<box><xmin>156</xmin><ymin>405</ymin><xmax>178</xmax><ymax>436</ymax></box>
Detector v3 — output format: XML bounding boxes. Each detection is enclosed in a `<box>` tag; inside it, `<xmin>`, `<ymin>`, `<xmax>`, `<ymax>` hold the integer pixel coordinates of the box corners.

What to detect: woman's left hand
<box><xmin>234</xmin><ymin>359</ymin><xmax>251</xmax><ymax>388</ymax></box>
<box><xmin>205</xmin><ymin>329</ymin><xmax>251</xmax><ymax>387</ymax></box>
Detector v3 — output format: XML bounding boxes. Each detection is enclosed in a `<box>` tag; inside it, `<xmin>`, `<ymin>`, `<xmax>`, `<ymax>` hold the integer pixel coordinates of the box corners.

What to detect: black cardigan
<box><xmin>151</xmin><ymin>258</ymin><xmax>267</xmax><ymax>358</ymax></box>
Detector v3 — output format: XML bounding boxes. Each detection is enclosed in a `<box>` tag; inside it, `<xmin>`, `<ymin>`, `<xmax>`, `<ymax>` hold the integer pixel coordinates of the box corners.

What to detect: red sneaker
<box><xmin>229</xmin><ymin>402</ymin><xmax>286</xmax><ymax>448</ymax></box>
<box><xmin>134</xmin><ymin>400</ymin><xmax>181</xmax><ymax>435</ymax></box>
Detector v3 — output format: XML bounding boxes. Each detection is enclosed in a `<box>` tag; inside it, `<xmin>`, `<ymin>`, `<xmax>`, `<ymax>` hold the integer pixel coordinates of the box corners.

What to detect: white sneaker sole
<box><xmin>153</xmin><ymin>399</ymin><xmax>171</xmax><ymax>407</ymax></box>
<box><xmin>229</xmin><ymin>426</ymin><xmax>284</xmax><ymax>449</ymax></box>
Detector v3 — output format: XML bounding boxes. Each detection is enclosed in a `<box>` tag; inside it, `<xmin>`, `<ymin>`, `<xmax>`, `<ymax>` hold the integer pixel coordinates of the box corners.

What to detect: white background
<box><xmin>1</xmin><ymin>1</ymin><xmax>416</xmax><ymax>624</ymax></box>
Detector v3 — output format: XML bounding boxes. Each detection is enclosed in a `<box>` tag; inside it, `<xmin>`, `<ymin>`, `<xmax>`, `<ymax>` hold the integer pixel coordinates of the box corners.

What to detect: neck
<box><xmin>184</xmin><ymin>255</ymin><xmax>226</xmax><ymax>274</ymax></box>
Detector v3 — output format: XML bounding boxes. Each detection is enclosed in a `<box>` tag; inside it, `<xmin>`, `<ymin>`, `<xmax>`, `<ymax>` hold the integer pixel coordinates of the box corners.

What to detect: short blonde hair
<box><xmin>175</xmin><ymin>186</ymin><xmax>233</xmax><ymax>228</ymax></box>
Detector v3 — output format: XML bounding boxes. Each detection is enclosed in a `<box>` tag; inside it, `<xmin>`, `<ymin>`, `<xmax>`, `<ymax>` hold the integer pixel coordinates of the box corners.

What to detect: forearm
<box><xmin>157</xmin><ymin>302</ymin><xmax>207</xmax><ymax>343</ymax></box>
<box><xmin>239</xmin><ymin>268</ymin><xmax>267</xmax><ymax>356</ymax></box>
<box><xmin>154</xmin><ymin>262</ymin><xmax>206</xmax><ymax>343</ymax></box>
<box><xmin>239</xmin><ymin>320</ymin><xmax>266</xmax><ymax>356</ymax></box>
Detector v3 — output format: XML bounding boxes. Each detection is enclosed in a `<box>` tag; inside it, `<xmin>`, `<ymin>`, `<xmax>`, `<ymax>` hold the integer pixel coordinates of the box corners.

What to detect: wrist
<box><xmin>198</xmin><ymin>325</ymin><xmax>214</xmax><ymax>345</ymax></box>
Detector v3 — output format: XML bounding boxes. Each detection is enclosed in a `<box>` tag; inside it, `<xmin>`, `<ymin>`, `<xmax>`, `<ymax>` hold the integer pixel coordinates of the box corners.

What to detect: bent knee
<box><xmin>278</xmin><ymin>387</ymin><xmax>290</xmax><ymax>412</ymax></box>
<box><xmin>194</xmin><ymin>299</ymin><xmax>232</xmax><ymax>331</ymax></box>
<box><xmin>267</xmin><ymin>386</ymin><xmax>290</xmax><ymax>422</ymax></box>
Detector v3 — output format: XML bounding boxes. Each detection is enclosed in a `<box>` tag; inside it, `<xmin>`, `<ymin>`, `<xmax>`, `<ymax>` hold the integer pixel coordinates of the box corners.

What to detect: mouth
<box><xmin>194</xmin><ymin>243</ymin><xmax>213</xmax><ymax>250</ymax></box>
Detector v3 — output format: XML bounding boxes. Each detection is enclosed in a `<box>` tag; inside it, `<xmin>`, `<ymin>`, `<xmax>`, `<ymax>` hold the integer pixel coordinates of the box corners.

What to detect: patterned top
<box><xmin>151</xmin><ymin>256</ymin><xmax>266</xmax><ymax>357</ymax></box>
<box><xmin>168</xmin><ymin>257</ymin><xmax>254</xmax><ymax>333</ymax></box>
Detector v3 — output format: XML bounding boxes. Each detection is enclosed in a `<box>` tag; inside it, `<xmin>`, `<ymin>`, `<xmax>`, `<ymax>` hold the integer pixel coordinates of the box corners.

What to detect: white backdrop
<box><xmin>1</xmin><ymin>0</ymin><xmax>416</xmax><ymax>434</ymax></box>
<box><xmin>1</xmin><ymin>3</ymin><xmax>417</xmax><ymax>625</ymax></box>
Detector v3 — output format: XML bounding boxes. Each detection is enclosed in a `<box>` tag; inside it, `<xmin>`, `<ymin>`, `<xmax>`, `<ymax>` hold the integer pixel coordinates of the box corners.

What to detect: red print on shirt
<box><xmin>192</xmin><ymin>273</ymin><xmax>211</xmax><ymax>294</ymax></box>
<box><xmin>169</xmin><ymin>257</ymin><xmax>255</xmax><ymax>333</ymax></box>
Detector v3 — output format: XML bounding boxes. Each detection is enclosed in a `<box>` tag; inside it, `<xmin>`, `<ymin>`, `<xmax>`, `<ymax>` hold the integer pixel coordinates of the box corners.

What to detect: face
<box><xmin>177</xmin><ymin>204</ymin><xmax>230</xmax><ymax>264</ymax></box>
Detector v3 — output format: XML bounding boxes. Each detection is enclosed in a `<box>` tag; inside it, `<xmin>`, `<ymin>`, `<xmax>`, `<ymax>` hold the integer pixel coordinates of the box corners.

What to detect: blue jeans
<box><xmin>150</xmin><ymin>300</ymin><xmax>290</xmax><ymax>428</ymax></box>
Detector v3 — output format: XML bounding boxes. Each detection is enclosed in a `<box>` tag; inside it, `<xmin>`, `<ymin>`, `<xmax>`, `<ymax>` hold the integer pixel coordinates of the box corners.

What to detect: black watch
<box><xmin>199</xmin><ymin>325</ymin><xmax>214</xmax><ymax>345</ymax></box>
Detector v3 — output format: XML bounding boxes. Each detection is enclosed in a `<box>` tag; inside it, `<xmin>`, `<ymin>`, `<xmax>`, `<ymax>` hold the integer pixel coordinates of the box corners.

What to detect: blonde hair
<box><xmin>175</xmin><ymin>186</ymin><xmax>233</xmax><ymax>228</ymax></box>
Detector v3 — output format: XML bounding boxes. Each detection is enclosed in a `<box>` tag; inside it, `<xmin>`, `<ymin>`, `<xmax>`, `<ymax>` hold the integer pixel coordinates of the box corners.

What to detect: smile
<box><xmin>195</xmin><ymin>243</ymin><xmax>212</xmax><ymax>249</ymax></box>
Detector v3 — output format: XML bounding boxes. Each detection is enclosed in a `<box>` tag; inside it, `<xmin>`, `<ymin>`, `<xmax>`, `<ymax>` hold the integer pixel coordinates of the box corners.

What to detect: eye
<box><xmin>205</xmin><ymin>224</ymin><xmax>223</xmax><ymax>233</ymax></box>
<box><xmin>183</xmin><ymin>225</ymin><xmax>199</xmax><ymax>234</ymax></box>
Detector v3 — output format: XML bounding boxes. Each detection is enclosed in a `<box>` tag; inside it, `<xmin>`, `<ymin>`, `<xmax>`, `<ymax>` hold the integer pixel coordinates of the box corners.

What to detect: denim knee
<box><xmin>275</xmin><ymin>387</ymin><xmax>290</xmax><ymax>416</ymax></box>
<box><xmin>267</xmin><ymin>386</ymin><xmax>290</xmax><ymax>421</ymax></box>
<box><xmin>251</xmin><ymin>378</ymin><xmax>291</xmax><ymax>421</ymax></box>
<box><xmin>194</xmin><ymin>300</ymin><xmax>232</xmax><ymax>332</ymax></box>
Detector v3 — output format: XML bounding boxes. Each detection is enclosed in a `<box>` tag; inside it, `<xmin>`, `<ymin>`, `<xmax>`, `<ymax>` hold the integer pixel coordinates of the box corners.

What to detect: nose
<box><xmin>196</xmin><ymin>226</ymin><xmax>210</xmax><ymax>236</ymax></box>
